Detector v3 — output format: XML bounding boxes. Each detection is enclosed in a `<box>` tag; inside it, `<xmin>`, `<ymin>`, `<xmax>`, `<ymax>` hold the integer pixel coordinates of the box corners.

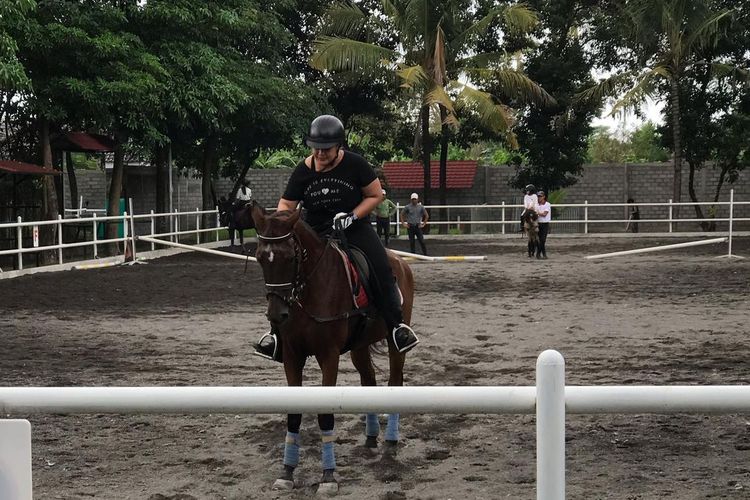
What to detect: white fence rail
<box><xmin>2</xmin><ymin>350</ymin><xmax>750</xmax><ymax>500</ymax></box>
<box><xmin>1</xmin><ymin>190</ymin><xmax>747</xmax><ymax>272</ymax></box>
<box><xmin>393</xmin><ymin>188</ymin><xmax>749</xmax><ymax>235</ymax></box>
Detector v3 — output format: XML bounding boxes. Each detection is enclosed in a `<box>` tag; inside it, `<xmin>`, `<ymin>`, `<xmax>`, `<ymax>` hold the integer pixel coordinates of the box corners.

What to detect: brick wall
<box><xmin>67</xmin><ymin>162</ymin><xmax>749</xmax><ymax>233</ymax></box>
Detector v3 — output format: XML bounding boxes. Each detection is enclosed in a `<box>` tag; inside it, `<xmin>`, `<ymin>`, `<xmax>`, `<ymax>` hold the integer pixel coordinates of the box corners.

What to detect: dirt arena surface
<box><xmin>2</xmin><ymin>235</ymin><xmax>750</xmax><ymax>499</ymax></box>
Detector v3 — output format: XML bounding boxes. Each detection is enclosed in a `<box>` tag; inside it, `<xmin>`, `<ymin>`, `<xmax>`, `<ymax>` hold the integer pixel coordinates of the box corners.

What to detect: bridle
<box><xmin>257</xmin><ymin>231</ymin><xmax>309</xmax><ymax>306</ymax></box>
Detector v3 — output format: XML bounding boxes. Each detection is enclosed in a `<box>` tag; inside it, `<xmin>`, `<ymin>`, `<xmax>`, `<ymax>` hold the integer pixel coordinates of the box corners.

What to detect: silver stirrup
<box><xmin>253</xmin><ymin>331</ymin><xmax>278</xmax><ymax>361</ymax></box>
<box><xmin>392</xmin><ymin>323</ymin><xmax>419</xmax><ymax>353</ymax></box>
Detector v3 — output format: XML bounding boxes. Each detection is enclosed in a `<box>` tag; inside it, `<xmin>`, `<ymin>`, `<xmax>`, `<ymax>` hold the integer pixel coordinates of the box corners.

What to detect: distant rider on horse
<box><xmin>253</xmin><ymin>115</ymin><xmax>419</xmax><ymax>362</ymax></box>
<box><xmin>520</xmin><ymin>184</ymin><xmax>538</xmax><ymax>231</ymax></box>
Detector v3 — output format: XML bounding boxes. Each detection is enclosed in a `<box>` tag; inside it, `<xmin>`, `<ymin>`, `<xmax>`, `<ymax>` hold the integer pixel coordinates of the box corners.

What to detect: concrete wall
<box><xmin>67</xmin><ymin>162</ymin><xmax>749</xmax><ymax>233</ymax></box>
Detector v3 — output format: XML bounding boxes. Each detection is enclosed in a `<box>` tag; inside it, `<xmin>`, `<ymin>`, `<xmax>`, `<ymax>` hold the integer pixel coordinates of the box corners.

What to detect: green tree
<box><xmin>137</xmin><ymin>0</ymin><xmax>315</xmax><ymax>217</ymax></box>
<box><xmin>0</xmin><ymin>0</ymin><xmax>35</xmax><ymax>89</ymax></box>
<box><xmin>577</xmin><ymin>0</ymin><xmax>737</xmax><ymax>215</ymax></box>
<box><xmin>311</xmin><ymin>0</ymin><xmax>552</xmax><ymax>206</ymax></box>
<box><xmin>503</xmin><ymin>0</ymin><xmax>601</xmax><ymax>192</ymax></box>
<box><xmin>13</xmin><ymin>0</ymin><xmax>165</xmax><ymax>254</ymax></box>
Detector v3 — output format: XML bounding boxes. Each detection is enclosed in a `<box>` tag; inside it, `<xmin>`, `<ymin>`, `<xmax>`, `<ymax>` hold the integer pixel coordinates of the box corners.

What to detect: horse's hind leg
<box><xmin>351</xmin><ymin>347</ymin><xmax>379</xmax><ymax>448</ymax></box>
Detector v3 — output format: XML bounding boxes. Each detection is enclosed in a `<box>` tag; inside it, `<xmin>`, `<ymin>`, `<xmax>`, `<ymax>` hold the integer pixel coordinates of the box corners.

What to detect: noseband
<box><xmin>257</xmin><ymin>231</ymin><xmax>308</xmax><ymax>306</ymax></box>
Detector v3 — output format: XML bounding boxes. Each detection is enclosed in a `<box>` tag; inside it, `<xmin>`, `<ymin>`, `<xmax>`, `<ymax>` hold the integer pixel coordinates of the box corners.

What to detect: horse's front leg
<box><xmin>351</xmin><ymin>347</ymin><xmax>379</xmax><ymax>448</ymax></box>
<box><xmin>315</xmin><ymin>349</ymin><xmax>341</xmax><ymax>495</ymax></box>
<box><xmin>385</xmin><ymin>345</ymin><xmax>406</xmax><ymax>451</ymax></box>
<box><xmin>273</xmin><ymin>353</ymin><xmax>306</xmax><ymax>491</ymax></box>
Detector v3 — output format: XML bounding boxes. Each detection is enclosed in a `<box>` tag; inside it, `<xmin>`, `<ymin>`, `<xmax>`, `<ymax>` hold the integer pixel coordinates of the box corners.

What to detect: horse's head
<box><xmin>251</xmin><ymin>202</ymin><xmax>303</xmax><ymax>326</ymax></box>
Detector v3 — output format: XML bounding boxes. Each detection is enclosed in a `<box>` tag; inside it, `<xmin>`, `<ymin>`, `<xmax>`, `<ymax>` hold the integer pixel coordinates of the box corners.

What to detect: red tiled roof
<box><xmin>0</xmin><ymin>160</ymin><xmax>61</xmax><ymax>176</ymax></box>
<box><xmin>382</xmin><ymin>160</ymin><xmax>478</xmax><ymax>189</ymax></box>
<box><xmin>51</xmin><ymin>132</ymin><xmax>116</xmax><ymax>152</ymax></box>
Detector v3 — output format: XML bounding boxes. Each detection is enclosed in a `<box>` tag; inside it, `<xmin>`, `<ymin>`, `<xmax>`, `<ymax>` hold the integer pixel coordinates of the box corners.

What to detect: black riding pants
<box><xmin>537</xmin><ymin>222</ymin><xmax>549</xmax><ymax>257</ymax></box>
<box><xmin>376</xmin><ymin>217</ymin><xmax>391</xmax><ymax>246</ymax></box>
<box><xmin>341</xmin><ymin>221</ymin><xmax>403</xmax><ymax>330</ymax></box>
<box><xmin>407</xmin><ymin>224</ymin><xmax>427</xmax><ymax>255</ymax></box>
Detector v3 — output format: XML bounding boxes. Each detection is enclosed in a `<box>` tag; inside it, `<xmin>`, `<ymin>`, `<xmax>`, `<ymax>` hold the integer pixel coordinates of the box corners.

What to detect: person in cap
<box><xmin>253</xmin><ymin>115</ymin><xmax>419</xmax><ymax>361</ymax></box>
<box><xmin>536</xmin><ymin>190</ymin><xmax>551</xmax><ymax>259</ymax></box>
<box><xmin>401</xmin><ymin>192</ymin><xmax>429</xmax><ymax>255</ymax></box>
<box><xmin>374</xmin><ymin>188</ymin><xmax>397</xmax><ymax>247</ymax></box>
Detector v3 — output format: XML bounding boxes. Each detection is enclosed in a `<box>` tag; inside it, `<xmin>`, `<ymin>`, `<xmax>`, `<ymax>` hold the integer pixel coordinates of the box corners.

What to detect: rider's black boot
<box><xmin>253</xmin><ymin>326</ymin><xmax>283</xmax><ymax>362</ymax></box>
<box><xmin>380</xmin><ymin>281</ymin><xmax>419</xmax><ymax>353</ymax></box>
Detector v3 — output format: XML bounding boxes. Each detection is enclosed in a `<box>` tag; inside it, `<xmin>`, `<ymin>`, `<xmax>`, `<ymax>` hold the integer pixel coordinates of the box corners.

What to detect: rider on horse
<box><xmin>253</xmin><ymin>115</ymin><xmax>419</xmax><ymax>362</ymax></box>
<box><xmin>520</xmin><ymin>183</ymin><xmax>538</xmax><ymax>231</ymax></box>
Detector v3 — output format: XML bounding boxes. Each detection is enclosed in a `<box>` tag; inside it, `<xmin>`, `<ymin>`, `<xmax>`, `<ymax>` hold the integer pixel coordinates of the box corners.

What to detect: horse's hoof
<box><xmin>365</xmin><ymin>436</ymin><xmax>378</xmax><ymax>448</ymax></box>
<box><xmin>272</xmin><ymin>478</ymin><xmax>294</xmax><ymax>490</ymax></box>
<box><xmin>317</xmin><ymin>481</ymin><xmax>339</xmax><ymax>496</ymax></box>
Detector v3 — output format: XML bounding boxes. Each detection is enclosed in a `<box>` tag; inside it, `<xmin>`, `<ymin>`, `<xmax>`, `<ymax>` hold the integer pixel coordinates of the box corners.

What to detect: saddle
<box><xmin>330</xmin><ymin>241</ymin><xmax>370</xmax><ymax>309</ymax></box>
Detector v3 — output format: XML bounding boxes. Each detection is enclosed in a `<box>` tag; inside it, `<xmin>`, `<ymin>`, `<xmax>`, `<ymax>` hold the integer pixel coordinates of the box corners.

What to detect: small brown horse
<box><xmin>522</xmin><ymin>209</ymin><xmax>539</xmax><ymax>258</ymax></box>
<box><xmin>250</xmin><ymin>202</ymin><xmax>414</xmax><ymax>495</ymax></box>
<box><xmin>218</xmin><ymin>198</ymin><xmax>255</xmax><ymax>249</ymax></box>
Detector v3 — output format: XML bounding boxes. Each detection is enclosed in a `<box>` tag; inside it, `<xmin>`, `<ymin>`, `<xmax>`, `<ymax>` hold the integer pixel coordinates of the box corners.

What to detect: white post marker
<box><xmin>537</xmin><ymin>350</ymin><xmax>565</xmax><ymax>500</ymax></box>
<box><xmin>585</xmin><ymin>237</ymin><xmax>727</xmax><ymax>260</ymax></box>
<box><xmin>0</xmin><ymin>419</ymin><xmax>32</xmax><ymax>500</ymax></box>
<box><xmin>32</xmin><ymin>225</ymin><xmax>38</xmax><ymax>248</ymax></box>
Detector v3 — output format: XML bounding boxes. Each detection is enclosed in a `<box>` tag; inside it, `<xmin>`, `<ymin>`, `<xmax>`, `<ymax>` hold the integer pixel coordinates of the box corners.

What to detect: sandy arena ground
<box><xmin>2</xmin><ymin>235</ymin><xmax>750</xmax><ymax>499</ymax></box>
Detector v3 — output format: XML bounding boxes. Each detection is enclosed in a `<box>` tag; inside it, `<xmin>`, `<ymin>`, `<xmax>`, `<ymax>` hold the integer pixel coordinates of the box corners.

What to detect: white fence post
<box><xmin>57</xmin><ymin>215</ymin><xmax>63</xmax><ymax>264</ymax></box>
<box><xmin>501</xmin><ymin>201</ymin><xmax>506</xmax><ymax>235</ymax></box>
<box><xmin>0</xmin><ymin>419</ymin><xmax>32</xmax><ymax>500</ymax></box>
<box><xmin>149</xmin><ymin>210</ymin><xmax>155</xmax><ymax>251</ymax></box>
<box><xmin>584</xmin><ymin>200</ymin><xmax>588</xmax><ymax>234</ymax></box>
<box><xmin>396</xmin><ymin>203</ymin><xmax>401</xmax><ymax>237</ymax></box>
<box><xmin>128</xmin><ymin>199</ymin><xmax>137</xmax><ymax>261</ymax></box>
<box><xmin>537</xmin><ymin>350</ymin><xmax>565</xmax><ymax>500</ymax></box>
<box><xmin>195</xmin><ymin>208</ymin><xmax>200</xmax><ymax>244</ymax></box>
<box><xmin>727</xmin><ymin>189</ymin><xmax>734</xmax><ymax>257</ymax></box>
<box><xmin>215</xmin><ymin>206</ymin><xmax>220</xmax><ymax>242</ymax></box>
<box><xmin>16</xmin><ymin>216</ymin><xmax>23</xmax><ymax>270</ymax></box>
<box><xmin>92</xmin><ymin>213</ymin><xmax>98</xmax><ymax>258</ymax></box>
<box><xmin>668</xmin><ymin>199</ymin><xmax>673</xmax><ymax>233</ymax></box>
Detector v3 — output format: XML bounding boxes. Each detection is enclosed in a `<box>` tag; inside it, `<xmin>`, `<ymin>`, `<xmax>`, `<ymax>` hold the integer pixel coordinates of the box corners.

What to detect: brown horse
<box><xmin>249</xmin><ymin>202</ymin><xmax>414</xmax><ymax>495</ymax></box>
<box><xmin>218</xmin><ymin>198</ymin><xmax>255</xmax><ymax>249</ymax></box>
<box><xmin>522</xmin><ymin>209</ymin><xmax>539</xmax><ymax>258</ymax></box>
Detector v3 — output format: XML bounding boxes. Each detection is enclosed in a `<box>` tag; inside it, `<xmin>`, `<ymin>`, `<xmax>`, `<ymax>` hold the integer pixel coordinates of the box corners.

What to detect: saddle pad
<box><xmin>331</xmin><ymin>243</ymin><xmax>369</xmax><ymax>309</ymax></box>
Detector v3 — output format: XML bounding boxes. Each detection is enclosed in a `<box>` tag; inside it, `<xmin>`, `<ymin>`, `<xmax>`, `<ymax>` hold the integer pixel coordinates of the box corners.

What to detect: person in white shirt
<box><xmin>536</xmin><ymin>190</ymin><xmax>551</xmax><ymax>259</ymax></box>
<box><xmin>236</xmin><ymin>179</ymin><xmax>252</xmax><ymax>203</ymax></box>
<box><xmin>520</xmin><ymin>184</ymin><xmax>538</xmax><ymax>231</ymax></box>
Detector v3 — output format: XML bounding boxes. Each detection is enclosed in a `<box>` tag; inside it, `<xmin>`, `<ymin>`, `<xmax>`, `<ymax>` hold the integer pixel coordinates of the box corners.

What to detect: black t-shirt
<box><xmin>282</xmin><ymin>151</ymin><xmax>377</xmax><ymax>229</ymax></box>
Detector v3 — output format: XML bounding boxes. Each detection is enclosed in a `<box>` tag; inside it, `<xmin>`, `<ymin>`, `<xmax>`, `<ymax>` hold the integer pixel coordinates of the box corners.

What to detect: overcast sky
<box><xmin>592</xmin><ymin>96</ymin><xmax>665</xmax><ymax>136</ymax></box>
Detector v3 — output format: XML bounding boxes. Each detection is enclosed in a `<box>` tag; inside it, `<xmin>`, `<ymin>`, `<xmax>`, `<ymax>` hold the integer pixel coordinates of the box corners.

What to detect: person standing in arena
<box><xmin>536</xmin><ymin>191</ymin><xmax>551</xmax><ymax>259</ymax></box>
<box><xmin>374</xmin><ymin>189</ymin><xmax>397</xmax><ymax>247</ymax></box>
<box><xmin>253</xmin><ymin>115</ymin><xmax>419</xmax><ymax>362</ymax></box>
<box><xmin>401</xmin><ymin>193</ymin><xmax>429</xmax><ymax>255</ymax></box>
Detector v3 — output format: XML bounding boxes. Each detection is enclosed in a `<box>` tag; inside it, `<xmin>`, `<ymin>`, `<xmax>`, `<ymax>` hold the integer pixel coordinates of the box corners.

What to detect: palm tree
<box><xmin>311</xmin><ymin>0</ymin><xmax>554</xmax><ymax>206</ymax></box>
<box><xmin>577</xmin><ymin>0</ymin><xmax>735</xmax><ymax>216</ymax></box>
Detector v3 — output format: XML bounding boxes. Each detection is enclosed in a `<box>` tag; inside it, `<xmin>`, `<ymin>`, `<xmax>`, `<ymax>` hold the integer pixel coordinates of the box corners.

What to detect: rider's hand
<box><xmin>333</xmin><ymin>212</ymin><xmax>357</xmax><ymax>230</ymax></box>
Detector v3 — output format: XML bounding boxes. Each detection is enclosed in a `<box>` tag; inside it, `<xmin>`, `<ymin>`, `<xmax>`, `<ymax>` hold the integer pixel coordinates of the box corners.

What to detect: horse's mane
<box><xmin>266</xmin><ymin>210</ymin><xmax>324</xmax><ymax>247</ymax></box>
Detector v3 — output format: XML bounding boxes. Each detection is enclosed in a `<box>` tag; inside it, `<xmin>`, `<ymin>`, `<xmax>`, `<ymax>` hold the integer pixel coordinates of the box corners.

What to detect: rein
<box><xmin>257</xmin><ymin>228</ymin><xmax>370</xmax><ymax>324</ymax></box>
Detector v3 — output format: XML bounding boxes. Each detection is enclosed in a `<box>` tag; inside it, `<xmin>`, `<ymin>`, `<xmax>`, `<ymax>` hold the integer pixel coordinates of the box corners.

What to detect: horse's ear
<box><xmin>250</xmin><ymin>201</ymin><xmax>266</xmax><ymax>233</ymax></box>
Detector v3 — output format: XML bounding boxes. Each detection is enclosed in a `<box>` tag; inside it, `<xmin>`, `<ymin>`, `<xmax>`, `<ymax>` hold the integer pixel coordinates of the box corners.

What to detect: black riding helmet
<box><xmin>305</xmin><ymin>115</ymin><xmax>345</xmax><ymax>149</ymax></box>
<box><xmin>525</xmin><ymin>184</ymin><xmax>536</xmax><ymax>194</ymax></box>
